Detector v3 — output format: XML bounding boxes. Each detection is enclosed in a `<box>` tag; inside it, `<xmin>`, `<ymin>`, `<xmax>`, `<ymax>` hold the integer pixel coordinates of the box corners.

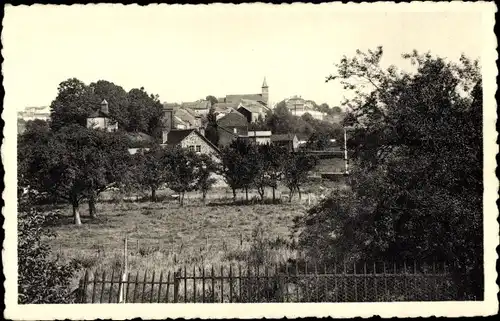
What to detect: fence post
<box><xmin>173</xmin><ymin>270</ymin><xmax>180</xmax><ymax>303</ymax></box>
<box><xmin>119</xmin><ymin>235</ymin><xmax>128</xmax><ymax>303</ymax></box>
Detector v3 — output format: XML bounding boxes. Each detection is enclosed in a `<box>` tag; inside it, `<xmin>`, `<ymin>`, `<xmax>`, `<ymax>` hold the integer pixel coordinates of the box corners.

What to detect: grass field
<box><xmin>43</xmin><ymin>181</ymin><xmax>348</xmax><ymax>291</ymax></box>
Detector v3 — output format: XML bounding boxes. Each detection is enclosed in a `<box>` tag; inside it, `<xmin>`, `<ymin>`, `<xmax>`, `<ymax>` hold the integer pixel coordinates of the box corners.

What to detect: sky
<box><xmin>3</xmin><ymin>3</ymin><xmax>487</xmax><ymax>112</ymax></box>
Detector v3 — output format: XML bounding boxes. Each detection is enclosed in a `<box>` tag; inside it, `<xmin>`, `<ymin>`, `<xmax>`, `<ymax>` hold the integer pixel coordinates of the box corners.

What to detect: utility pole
<box><xmin>344</xmin><ymin>127</ymin><xmax>349</xmax><ymax>174</ymax></box>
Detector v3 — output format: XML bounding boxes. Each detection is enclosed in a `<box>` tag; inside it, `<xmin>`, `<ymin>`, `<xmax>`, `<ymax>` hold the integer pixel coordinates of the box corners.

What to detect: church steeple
<box><xmin>262</xmin><ymin>77</ymin><xmax>268</xmax><ymax>88</ymax></box>
<box><xmin>261</xmin><ymin>77</ymin><xmax>269</xmax><ymax>106</ymax></box>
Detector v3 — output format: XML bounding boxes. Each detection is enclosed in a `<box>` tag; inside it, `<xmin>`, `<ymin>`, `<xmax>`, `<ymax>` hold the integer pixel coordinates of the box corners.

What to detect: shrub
<box><xmin>18</xmin><ymin>205</ymin><xmax>76</xmax><ymax>304</ymax></box>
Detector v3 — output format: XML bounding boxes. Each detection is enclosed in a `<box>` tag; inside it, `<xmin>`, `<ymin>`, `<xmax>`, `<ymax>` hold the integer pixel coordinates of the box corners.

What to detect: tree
<box><xmin>220</xmin><ymin>141</ymin><xmax>245</xmax><ymax>201</ymax></box>
<box><xmin>255</xmin><ymin>144</ymin><xmax>286</xmax><ymax>202</ymax></box>
<box><xmin>163</xmin><ymin>147</ymin><xmax>200</xmax><ymax>206</ymax></box>
<box><xmin>297</xmin><ymin>48</ymin><xmax>483</xmax><ymax>299</ymax></box>
<box><xmin>219</xmin><ymin>138</ymin><xmax>260</xmax><ymax>202</ymax></box>
<box><xmin>206</xmin><ymin>95</ymin><xmax>218</xmax><ymax>106</ymax></box>
<box><xmin>18</xmin><ymin>200</ymin><xmax>75</xmax><ymax>303</ymax></box>
<box><xmin>133</xmin><ymin>144</ymin><xmax>168</xmax><ymax>202</ymax></box>
<box><xmin>21</xmin><ymin>125</ymin><xmax>131</xmax><ymax>224</ymax></box>
<box><xmin>127</xmin><ymin>87</ymin><xmax>163</xmax><ymax>137</ymax></box>
<box><xmin>86</xmin><ymin>130</ymin><xmax>132</xmax><ymax>218</ymax></box>
<box><xmin>50</xmin><ymin>78</ymin><xmax>99</xmax><ymax>131</ymax></box>
<box><xmin>195</xmin><ymin>153</ymin><xmax>219</xmax><ymax>204</ymax></box>
<box><xmin>283</xmin><ymin>152</ymin><xmax>317</xmax><ymax>201</ymax></box>
<box><xmin>89</xmin><ymin>80</ymin><xmax>130</xmax><ymax>129</ymax></box>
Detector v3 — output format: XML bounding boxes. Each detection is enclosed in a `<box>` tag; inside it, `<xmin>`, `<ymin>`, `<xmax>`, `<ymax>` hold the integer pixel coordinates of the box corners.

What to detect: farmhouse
<box><xmin>216</xmin><ymin>110</ymin><xmax>249</xmax><ymax>147</ymax></box>
<box><xmin>162</xmin><ymin>128</ymin><xmax>220</xmax><ymax>159</ymax></box>
<box><xmin>247</xmin><ymin>130</ymin><xmax>272</xmax><ymax>145</ymax></box>
<box><xmin>86</xmin><ymin>99</ymin><xmax>118</xmax><ymax>132</ymax></box>
<box><xmin>237</xmin><ymin>99</ymin><xmax>271</xmax><ymax>123</ymax></box>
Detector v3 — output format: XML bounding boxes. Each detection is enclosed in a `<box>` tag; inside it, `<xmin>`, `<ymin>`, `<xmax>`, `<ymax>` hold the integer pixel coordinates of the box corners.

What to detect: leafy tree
<box><xmin>282</xmin><ymin>152</ymin><xmax>317</xmax><ymax>201</ymax></box>
<box><xmin>133</xmin><ymin>144</ymin><xmax>168</xmax><ymax>202</ymax></box>
<box><xmin>127</xmin><ymin>87</ymin><xmax>163</xmax><ymax>136</ymax></box>
<box><xmin>163</xmin><ymin>147</ymin><xmax>200</xmax><ymax>206</ymax></box>
<box><xmin>195</xmin><ymin>153</ymin><xmax>219</xmax><ymax>204</ymax></box>
<box><xmin>86</xmin><ymin>130</ymin><xmax>132</xmax><ymax>218</ymax></box>
<box><xmin>18</xmin><ymin>199</ymin><xmax>75</xmax><ymax>303</ymax></box>
<box><xmin>206</xmin><ymin>95</ymin><xmax>218</xmax><ymax>106</ymax></box>
<box><xmin>255</xmin><ymin>144</ymin><xmax>286</xmax><ymax>202</ymax></box>
<box><xmin>220</xmin><ymin>140</ymin><xmax>245</xmax><ymax>201</ymax></box>
<box><xmin>298</xmin><ymin>48</ymin><xmax>482</xmax><ymax>299</ymax></box>
<box><xmin>219</xmin><ymin>138</ymin><xmax>260</xmax><ymax>201</ymax></box>
<box><xmin>89</xmin><ymin>80</ymin><xmax>130</xmax><ymax>129</ymax></box>
<box><xmin>50</xmin><ymin>78</ymin><xmax>99</xmax><ymax>131</ymax></box>
<box><xmin>22</xmin><ymin>125</ymin><xmax>132</xmax><ymax>224</ymax></box>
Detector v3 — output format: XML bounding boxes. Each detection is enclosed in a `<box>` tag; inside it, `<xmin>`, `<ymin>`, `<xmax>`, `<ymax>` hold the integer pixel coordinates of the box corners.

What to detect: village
<box><xmin>10</xmin><ymin>4</ymin><xmax>489</xmax><ymax>313</ymax></box>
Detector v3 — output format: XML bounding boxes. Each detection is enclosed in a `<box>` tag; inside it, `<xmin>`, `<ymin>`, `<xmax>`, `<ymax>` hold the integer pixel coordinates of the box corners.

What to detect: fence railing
<box><xmin>77</xmin><ymin>261</ymin><xmax>465</xmax><ymax>303</ymax></box>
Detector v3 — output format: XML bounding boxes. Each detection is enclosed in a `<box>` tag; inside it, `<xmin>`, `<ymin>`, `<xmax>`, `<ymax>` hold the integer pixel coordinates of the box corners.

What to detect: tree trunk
<box><xmin>297</xmin><ymin>186</ymin><xmax>302</xmax><ymax>200</ymax></box>
<box><xmin>232</xmin><ymin>188</ymin><xmax>236</xmax><ymax>202</ymax></box>
<box><xmin>180</xmin><ymin>192</ymin><xmax>185</xmax><ymax>206</ymax></box>
<box><xmin>151</xmin><ymin>187</ymin><xmax>157</xmax><ymax>202</ymax></box>
<box><xmin>89</xmin><ymin>192</ymin><xmax>97</xmax><ymax>219</ymax></box>
<box><xmin>288</xmin><ymin>187</ymin><xmax>294</xmax><ymax>203</ymax></box>
<box><xmin>258</xmin><ymin>187</ymin><xmax>265</xmax><ymax>202</ymax></box>
<box><xmin>72</xmin><ymin>199</ymin><xmax>82</xmax><ymax>226</ymax></box>
<box><xmin>202</xmin><ymin>190</ymin><xmax>207</xmax><ymax>205</ymax></box>
<box><xmin>272</xmin><ymin>187</ymin><xmax>276</xmax><ymax>203</ymax></box>
<box><xmin>245</xmin><ymin>187</ymin><xmax>249</xmax><ymax>202</ymax></box>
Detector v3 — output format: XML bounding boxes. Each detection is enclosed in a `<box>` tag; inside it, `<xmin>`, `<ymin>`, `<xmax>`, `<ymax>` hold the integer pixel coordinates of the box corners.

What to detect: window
<box><xmin>189</xmin><ymin>145</ymin><xmax>195</xmax><ymax>151</ymax></box>
<box><xmin>196</xmin><ymin>145</ymin><xmax>201</xmax><ymax>153</ymax></box>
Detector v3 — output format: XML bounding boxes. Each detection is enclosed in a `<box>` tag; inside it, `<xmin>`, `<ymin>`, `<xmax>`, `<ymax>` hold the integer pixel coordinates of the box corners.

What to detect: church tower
<box><xmin>261</xmin><ymin>77</ymin><xmax>269</xmax><ymax>107</ymax></box>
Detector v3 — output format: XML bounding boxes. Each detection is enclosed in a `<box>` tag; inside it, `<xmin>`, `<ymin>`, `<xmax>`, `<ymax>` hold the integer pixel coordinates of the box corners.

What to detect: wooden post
<box><xmin>211</xmin><ymin>266</ymin><xmax>215</xmax><ymax>303</ymax></box>
<box><xmin>150</xmin><ymin>271</ymin><xmax>156</xmax><ymax>303</ymax></box>
<box><xmin>173</xmin><ymin>270</ymin><xmax>179</xmax><ymax>303</ymax></box>
<box><xmin>119</xmin><ymin>236</ymin><xmax>128</xmax><ymax>303</ymax></box>
<box><xmin>109</xmin><ymin>268</ymin><xmax>115</xmax><ymax>304</ymax></box>
<box><xmin>229</xmin><ymin>265</ymin><xmax>233</xmax><ymax>303</ymax></box>
<box><xmin>184</xmin><ymin>266</ymin><xmax>187</xmax><ymax>303</ymax></box>
<box><xmin>157</xmin><ymin>272</ymin><xmax>164</xmax><ymax>303</ymax></box>
<box><xmin>193</xmin><ymin>266</ymin><xmax>197</xmax><ymax>303</ymax></box>
<box><xmin>166</xmin><ymin>271</ymin><xmax>171</xmax><ymax>303</ymax></box>
<box><xmin>133</xmin><ymin>271</ymin><xmax>139</xmax><ymax>303</ymax></box>
<box><xmin>220</xmin><ymin>265</ymin><xmax>224</xmax><ymax>303</ymax></box>
<box><xmin>99</xmin><ymin>271</ymin><xmax>106</xmax><ymax>303</ymax></box>
<box><xmin>202</xmin><ymin>266</ymin><xmax>206</xmax><ymax>303</ymax></box>
<box><xmin>141</xmin><ymin>270</ymin><xmax>147</xmax><ymax>303</ymax></box>
<box><xmin>82</xmin><ymin>270</ymin><xmax>89</xmax><ymax>303</ymax></box>
<box><xmin>91</xmin><ymin>271</ymin><xmax>98</xmax><ymax>304</ymax></box>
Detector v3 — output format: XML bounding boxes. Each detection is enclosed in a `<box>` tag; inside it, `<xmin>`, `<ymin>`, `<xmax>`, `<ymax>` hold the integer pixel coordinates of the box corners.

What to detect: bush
<box><xmin>18</xmin><ymin>205</ymin><xmax>76</xmax><ymax>303</ymax></box>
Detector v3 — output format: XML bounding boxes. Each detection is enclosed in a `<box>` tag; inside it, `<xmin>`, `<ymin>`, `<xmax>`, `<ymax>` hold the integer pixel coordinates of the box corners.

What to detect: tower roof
<box><xmin>262</xmin><ymin>77</ymin><xmax>268</xmax><ymax>88</ymax></box>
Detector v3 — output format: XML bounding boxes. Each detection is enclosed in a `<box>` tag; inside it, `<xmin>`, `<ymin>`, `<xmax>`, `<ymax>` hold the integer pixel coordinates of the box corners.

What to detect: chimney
<box><xmin>100</xmin><ymin>99</ymin><xmax>109</xmax><ymax>114</ymax></box>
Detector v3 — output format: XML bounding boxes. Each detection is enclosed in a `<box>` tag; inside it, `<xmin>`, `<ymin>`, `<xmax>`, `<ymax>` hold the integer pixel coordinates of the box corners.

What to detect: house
<box><xmin>18</xmin><ymin>106</ymin><xmax>51</xmax><ymax>122</ymax></box>
<box><xmin>162</xmin><ymin>128</ymin><xmax>220</xmax><ymax>160</ymax></box>
<box><xmin>126</xmin><ymin>132</ymin><xmax>156</xmax><ymax>155</ymax></box>
<box><xmin>247</xmin><ymin>130</ymin><xmax>272</xmax><ymax>145</ymax></box>
<box><xmin>286</xmin><ymin>95</ymin><xmax>325</xmax><ymax>120</ymax></box>
<box><xmin>223</xmin><ymin>78</ymin><xmax>269</xmax><ymax>107</ymax></box>
<box><xmin>271</xmin><ymin>133</ymin><xmax>299</xmax><ymax>151</ymax></box>
<box><xmin>216</xmin><ymin>110</ymin><xmax>249</xmax><ymax>147</ymax></box>
<box><xmin>180</xmin><ymin>100</ymin><xmax>211</xmax><ymax>115</ymax></box>
<box><xmin>237</xmin><ymin>99</ymin><xmax>271</xmax><ymax>123</ymax></box>
<box><xmin>212</xmin><ymin>102</ymin><xmax>238</xmax><ymax>120</ymax></box>
<box><xmin>174</xmin><ymin>107</ymin><xmax>201</xmax><ymax>129</ymax></box>
<box><xmin>86</xmin><ymin>99</ymin><xmax>118</xmax><ymax>132</ymax></box>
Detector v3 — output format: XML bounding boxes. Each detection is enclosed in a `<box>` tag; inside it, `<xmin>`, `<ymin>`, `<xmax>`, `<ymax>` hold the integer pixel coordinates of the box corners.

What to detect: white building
<box><xmin>17</xmin><ymin>106</ymin><xmax>51</xmax><ymax>121</ymax></box>
<box><xmin>285</xmin><ymin>95</ymin><xmax>325</xmax><ymax>120</ymax></box>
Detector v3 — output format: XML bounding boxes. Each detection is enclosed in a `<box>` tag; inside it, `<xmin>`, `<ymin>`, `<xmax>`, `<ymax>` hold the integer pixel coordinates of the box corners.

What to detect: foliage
<box><xmin>49</xmin><ymin>78</ymin><xmax>163</xmax><ymax>137</ymax></box>
<box><xmin>18</xmin><ymin>201</ymin><xmax>75</xmax><ymax>303</ymax></box>
<box><xmin>297</xmin><ymin>47</ymin><xmax>483</xmax><ymax>299</ymax></box>
<box><xmin>132</xmin><ymin>144</ymin><xmax>168</xmax><ymax>202</ymax></box>
<box><xmin>20</xmin><ymin>124</ymin><xmax>131</xmax><ymax>224</ymax></box>
<box><xmin>255</xmin><ymin>144</ymin><xmax>286</xmax><ymax>201</ymax></box>
<box><xmin>282</xmin><ymin>152</ymin><xmax>317</xmax><ymax>202</ymax></box>
<box><xmin>205</xmin><ymin>95</ymin><xmax>218</xmax><ymax>106</ymax></box>
<box><xmin>195</xmin><ymin>153</ymin><xmax>219</xmax><ymax>203</ymax></box>
<box><xmin>50</xmin><ymin>78</ymin><xmax>100</xmax><ymax>131</ymax></box>
<box><xmin>163</xmin><ymin>147</ymin><xmax>201</xmax><ymax>206</ymax></box>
